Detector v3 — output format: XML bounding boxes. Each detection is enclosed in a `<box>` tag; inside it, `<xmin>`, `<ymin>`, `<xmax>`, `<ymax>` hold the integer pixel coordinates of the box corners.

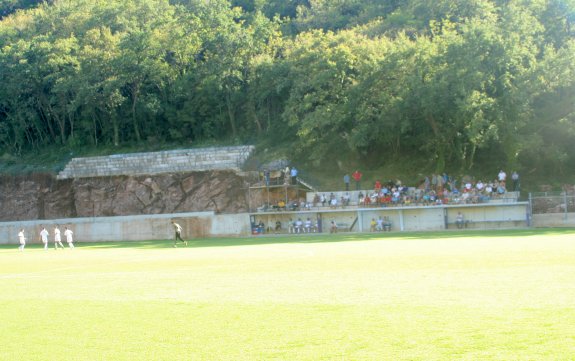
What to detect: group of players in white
<box><xmin>17</xmin><ymin>225</ymin><xmax>75</xmax><ymax>251</ymax></box>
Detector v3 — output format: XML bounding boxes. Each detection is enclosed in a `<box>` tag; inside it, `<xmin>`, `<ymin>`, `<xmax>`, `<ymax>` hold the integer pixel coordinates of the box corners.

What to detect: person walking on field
<box><xmin>39</xmin><ymin>226</ymin><xmax>49</xmax><ymax>251</ymax></box>
<box><xmin>54</xmin><ymin>225</ymin><xmax>65</xmax><ymax>249</ymax></box>
<box><xmin>18</xmin><ymin>228</ymin><xmax>26</xmax><ymax>251</ymax></box>
<box><xmin>64</xmin><ymin>226</ymin><xmax>75</xmax><ymax>249</ymax></box>
<box><xmin>171</xmin><ymin>220</ymin><xmax>187</xmax><ymax>247</ymax></box>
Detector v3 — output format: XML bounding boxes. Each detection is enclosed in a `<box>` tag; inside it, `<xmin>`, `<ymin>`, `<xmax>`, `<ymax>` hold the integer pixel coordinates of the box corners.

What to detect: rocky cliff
<box><xmin>0</xmin><ymin>171</ymin><xmax>249</xmax><ymax>221</ymax></box>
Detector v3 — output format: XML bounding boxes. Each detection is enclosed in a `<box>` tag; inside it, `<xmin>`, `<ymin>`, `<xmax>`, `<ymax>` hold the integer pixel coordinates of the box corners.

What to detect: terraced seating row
<box><xmin>57</xmin><ymin>146</ymin><xmax>254</xmax><ymax>179</ymax></box>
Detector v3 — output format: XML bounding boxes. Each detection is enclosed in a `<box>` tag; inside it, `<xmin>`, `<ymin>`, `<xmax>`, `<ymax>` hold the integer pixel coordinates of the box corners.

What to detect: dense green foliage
<box><xmin>0</xmin><ymin>0</ymin><xmax>574</xmax><ymax>175</ymax></box>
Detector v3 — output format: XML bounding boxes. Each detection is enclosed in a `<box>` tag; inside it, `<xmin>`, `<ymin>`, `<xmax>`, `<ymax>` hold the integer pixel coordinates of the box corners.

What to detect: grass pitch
<box><xmin>1</xmin><ymin>229</ymin><xmax>575</xmax><ymax>360</ymax></box>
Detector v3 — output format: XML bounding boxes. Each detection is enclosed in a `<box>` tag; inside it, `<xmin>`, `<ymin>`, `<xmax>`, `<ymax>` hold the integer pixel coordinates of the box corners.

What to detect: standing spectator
<box><xmin>424</xmin><ymin>176</ymin><xmax>431</xmax><ymax>192</ymax></box>
<box><xmin>512</xmin><ymin>171</ymin><xmax>520</xmax><ymax>191</ymax></box>
<box><xmin>498</xmin><ymin>169</ymin><xmax>507</xmax><ymax>182</ymax></box>
<box><xmin>343</xmin><ymin>174</ymin><xmax>350</xmax><ymax>191</ymax></box>
<box><xmin>352</xmin><ymin>170</ymin><xmax>362</xmax><ymax>190</ymax></box>
<box><xmin>374</xmin><ymin>180</ymin><xmax>382</xmax><ymax>192</ymax></box>
<box><xmin>64</xmin><ymin>226</ymin><xmax>75</xmax><ymax>249</ymax></box>
<box><xmin>284</xmin><ymin>167</ymin><xmax>290</xmax><ymax>185</ymax></box>
<box><xmin>290</xmin><ymin>167</ymin><xmax>298</xmax><ymax>185</ymax></box>
<box><xmin>39</xmin><ymin>226</ymin><xmax>49</xmax><ymax>251</ymax></box>
<box><xmin>54</xmin><ymin>225</ymin><xmax>65</xmax><ymax>249</ymax></box>
<box><xmin>330</xmin><ymin>220</ymin><xmax>338</xmax><ymax>233</ymax></box>
<box><xmin>436</xmin><ymin>174</ymin><xmax>444</xmax><ymax>193</ymax></box>
<box><xmin>18</xmin><ymin>228</ymin><xmax>26</xmax><ymax>251</ymax></box>
<box><xmin>264</xmin><ymin>169</ymin><xmax>270</xmax><ymax>187</ymax></box>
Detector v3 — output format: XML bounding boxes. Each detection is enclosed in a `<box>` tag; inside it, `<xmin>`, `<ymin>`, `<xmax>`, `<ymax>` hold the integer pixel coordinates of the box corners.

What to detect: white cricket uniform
<box><xmin>40</xmin><ymin>229</ymin><xmax>49</xmax><ymax>250</ymax></box>
<box><xmin>64</xmin><ymin>229</ymin><xmax>74</xmax><ymax>248</ymax></box>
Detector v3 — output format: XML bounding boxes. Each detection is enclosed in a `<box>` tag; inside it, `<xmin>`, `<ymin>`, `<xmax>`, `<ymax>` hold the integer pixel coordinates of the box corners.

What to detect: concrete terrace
<box><xmin>57</xmin><ymin>146</ymin><xmax>255</xmax><ymax>179</ymax></box>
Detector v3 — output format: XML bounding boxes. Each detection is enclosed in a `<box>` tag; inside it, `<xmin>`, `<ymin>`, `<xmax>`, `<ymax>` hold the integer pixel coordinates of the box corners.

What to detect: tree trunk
<box><xmin>226</xmin><ymin>92</ymin><xmax>237</xmax><ymax>138</ymax></box>
<box><xmin>131</xmin><ymin>82</ymin><xmax>141</xmax><ymax>142</ymax></box>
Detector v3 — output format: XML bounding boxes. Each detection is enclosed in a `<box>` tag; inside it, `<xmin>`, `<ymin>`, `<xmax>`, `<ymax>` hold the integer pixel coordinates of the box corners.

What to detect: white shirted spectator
<box><xmin>476</xmin><ymin>181</ymin><xmax>484</xmax><ymax>192</ymax></box>
<box><xmin>498</xmin><ymin>170</ymin><xmax>507</xmax><ymax>182</ymax></box>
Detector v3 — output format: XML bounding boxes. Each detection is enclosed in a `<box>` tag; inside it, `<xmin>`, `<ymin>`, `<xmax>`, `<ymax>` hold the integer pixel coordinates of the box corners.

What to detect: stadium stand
<box><xmin>57</xmin><ymin>146</ymin><xmax>254</xmax><ymax>179</ymax></box>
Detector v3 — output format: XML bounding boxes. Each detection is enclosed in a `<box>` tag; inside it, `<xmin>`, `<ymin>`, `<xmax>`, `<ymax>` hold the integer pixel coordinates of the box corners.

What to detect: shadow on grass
<box><xmin>5</xmin><ymin>227</ymin><xmax>568</xmax><ymax>251</ymax></box>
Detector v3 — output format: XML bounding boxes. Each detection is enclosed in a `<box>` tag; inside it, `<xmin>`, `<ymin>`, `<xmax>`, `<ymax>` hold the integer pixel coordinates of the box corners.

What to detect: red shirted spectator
<box><xmin>352</xmin><ymin>170</ymin><xmax>362</xmax><ymax>190</ymax></box>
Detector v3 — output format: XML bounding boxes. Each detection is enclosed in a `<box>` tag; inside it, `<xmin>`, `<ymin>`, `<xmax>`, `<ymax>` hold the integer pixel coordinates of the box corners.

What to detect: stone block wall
<box><xmin>57</xmin><ymin>146</ymin><xmax>254</xmax><ymax>179</ymax></box>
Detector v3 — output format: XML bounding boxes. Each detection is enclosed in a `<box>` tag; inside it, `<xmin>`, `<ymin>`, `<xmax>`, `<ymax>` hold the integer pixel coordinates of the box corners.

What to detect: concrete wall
<box><xmin>0</xmin><ymin>212</ymin><xmax>250</xmax><ymax>245</ymax></box>
<box><xmin>251</xmin><ymin>203</ymin><xmax>530</xmax><ymax>234</ymax></box>
<box><xmin>532</xmin><ymin>213</ymin><xmax>575</xmax><ymax>227</ymax></box>
<box><xmin>0</xmin><ymin>203</ymin><xmax>529</xmax><ymax>245</ymax></box>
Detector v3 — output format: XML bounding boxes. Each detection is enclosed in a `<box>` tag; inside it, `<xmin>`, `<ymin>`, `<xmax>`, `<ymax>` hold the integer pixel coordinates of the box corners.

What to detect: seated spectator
<box><xmin>404</xmin><ymin>195</ymin><xmax>413</xmax><ymax>206</ymax></box>
<box><xmin>330</xmin><ymin>197</ymin><xmax>338</xmax><ymax>209</ymax></box>
<box><xmin>288</xmin><ymin>219</ymin><xmax>295</xmax><ymax>233</ymax></box>
<box><xmin>497</xmin><ymin>182</ymin><xmax>506</xmax><ymax>195</ymax></box>
<box><xmin>313</xmin><ymin>193</ymin><xmax>320</xmax><ymax>207</ymax></box>
<box><xmin>305</xmin><ymin>218</ymin><xmax>312</xmax><ymax>233</ymax></box>
<box><xmin>275</xmin><ymin>220</ymin><xmax>282</xmax><ymax>233</ymax></box>
<box><xmin>456</xmin><ymin>212</ymin><xmax>465</xmax><ymax>229</ymax></box>
<box><xmin>295</xmin><ymin>218</ymin><xmax>303</xmax><ymax>233</ymax></box>
<box><xmin>342</xmin><ymin>192</ymin><xmax>350</xmax><ymax>206</ymax></box>
<box><xmin>476</xmin><ymin>180</ymin><xmax>484</xmax><ymax>192</ymax></box>
<box><xmin>258</xmin><ymin>220</ymin><xmax>265</xmax><ymax>233</ymax></box>
<box><xmin>364</xmin><ymin>195</ymin><xmax>372</xmax><ymax>206</ymax></box>
<box><xmin>376</xmin><ymin>216</ymin><xmax>384</xmax><ymax>231</ymax></box>
<box><xmin>485</xmin><ymin>183</ymin><xmax>493</xmax><ymax>194</ymax></box>
<box><xmin>383</xmin><ymin>217</ymin><xmax>392</xmax><ymax>231</ymax></box>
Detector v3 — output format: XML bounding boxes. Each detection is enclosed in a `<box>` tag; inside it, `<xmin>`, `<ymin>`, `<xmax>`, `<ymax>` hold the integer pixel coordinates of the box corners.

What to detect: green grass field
<box><xmin>1</xmin><ymin>229</ymin><xmax>575</xmax><ymax>361</ymax></box>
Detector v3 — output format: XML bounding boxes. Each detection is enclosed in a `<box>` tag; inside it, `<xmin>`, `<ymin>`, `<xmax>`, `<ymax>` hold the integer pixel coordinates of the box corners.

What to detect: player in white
<box><xmin>18</xmin><ymin>228</ymin><xmax>26</xmax><ymax>251</ymax></box>
<box><xmin>64</xmin><ymin>226</ymin><xmax>75</xmax><ymax>249</ymax></box>
<box><xmin>39</xmin><ymin>226</ymin><xmax>49</xmax><ymax>250</ymax></box>
<box><xmin>54</xmin><ymin>225</ymin><xmax>65</xmax><ymax>249</ymax></box>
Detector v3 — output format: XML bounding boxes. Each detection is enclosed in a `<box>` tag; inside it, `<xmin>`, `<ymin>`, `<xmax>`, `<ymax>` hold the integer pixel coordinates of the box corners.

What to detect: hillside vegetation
<box><xmin>0</xmin><ymin>0</ymin><xmax>574</xmax><ymax>184</ymax></box>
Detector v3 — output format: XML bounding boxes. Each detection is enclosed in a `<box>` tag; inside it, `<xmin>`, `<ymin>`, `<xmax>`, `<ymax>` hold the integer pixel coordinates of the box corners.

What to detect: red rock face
<box><xmin>0</xmin><ymin>171</ymin><xmax>249</xmax><ymax>221</ymax></box>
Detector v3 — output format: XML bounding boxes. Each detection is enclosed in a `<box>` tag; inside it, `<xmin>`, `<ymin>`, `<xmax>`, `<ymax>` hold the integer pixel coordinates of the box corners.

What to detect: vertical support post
<box><xmin>527</xmin><ymin>192</ymin><xmax>532</xmax><ymax>227</ymax></box>
<box><xmin>564</xmin><ymin>191</ymin><xmax>568</xmax><ymax>221</ymax></box>
<box><xmin>399</xmin><ymin>209</ymin><xmax>405</xmax><ymax>231</ymax></box>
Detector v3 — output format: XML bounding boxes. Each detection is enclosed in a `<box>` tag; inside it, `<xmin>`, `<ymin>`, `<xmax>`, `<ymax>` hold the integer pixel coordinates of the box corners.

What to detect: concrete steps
<box><xmin>57</xmin><ymin>146</ymin><xmax>254</xmax><ymax>179</ymax></box>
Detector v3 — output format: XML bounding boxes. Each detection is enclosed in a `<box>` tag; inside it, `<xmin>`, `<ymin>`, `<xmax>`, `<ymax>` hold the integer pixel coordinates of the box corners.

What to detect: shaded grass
<box><xmin>3</xmin><ymin>227</ymin><xmax>575</xmax><ymax>251</ymax></box>
<box><xmin>1</xmin><ymin>229</ymin><xmax>575</xmax><ymax>360</ymax></box>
